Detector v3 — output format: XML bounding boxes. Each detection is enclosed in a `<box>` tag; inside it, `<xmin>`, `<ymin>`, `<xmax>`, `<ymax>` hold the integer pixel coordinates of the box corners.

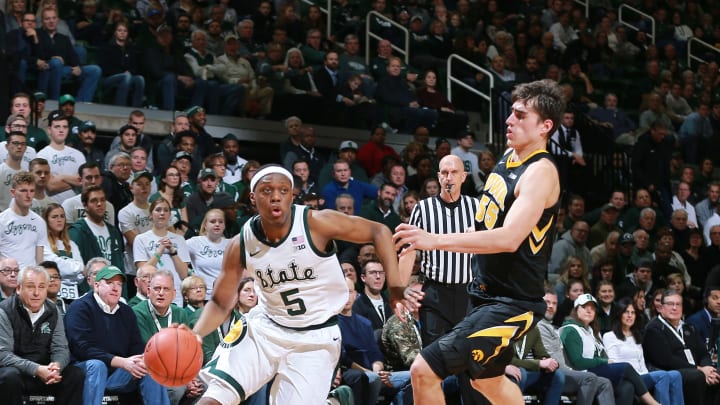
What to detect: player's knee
<box><xmin>410</xmin><ymin>355</ymin><xmax>439</xmax><ymax>385</ymax></box>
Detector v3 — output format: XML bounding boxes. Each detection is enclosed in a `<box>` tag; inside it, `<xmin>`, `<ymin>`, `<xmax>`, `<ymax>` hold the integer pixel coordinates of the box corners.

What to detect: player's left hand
<box><xmin>393</xmin><ymin>224</ymin><xmax>435</xmax><ymax>253</ymax></box>
<box><xmin>403</xmin><ymin>286</ymin><xmax>425</xmax><ymax>312</ymax></box>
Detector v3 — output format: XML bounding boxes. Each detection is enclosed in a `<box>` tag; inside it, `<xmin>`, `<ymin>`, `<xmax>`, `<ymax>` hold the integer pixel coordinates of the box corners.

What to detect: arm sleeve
<box><xmin>64</xmin><ymin>301</ymin><xmax>115</xmax><ymax>366</ymax></box>
<box><xmin>50</xmin><ymin>310</ymin><xmax>70</xmax><ymax>369</ymax></box>
<box><xmin>0</xmin><ymin>310</ymin><xmax>39</xmax><ymax>376</ymax></box>
<box><xmin>559</xmin><ymin>326</ymin><xmax>607</xmax><ymax>370</ymax></box>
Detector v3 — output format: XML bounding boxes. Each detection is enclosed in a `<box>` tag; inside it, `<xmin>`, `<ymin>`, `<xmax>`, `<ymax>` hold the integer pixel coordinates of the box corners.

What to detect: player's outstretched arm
<box><xmin>309</xmin><ymin>209</ymin><xmax>408</xmax><ymax>316</ymax></box>
<box><xmin>394</xmin><ymin>159</ymin><xmax>560</xmax><ymax>255</ymax></box>
<box><xmin>192</xmin><ymin>236</ymin><xmax>244</xmax><ymax>338</ymax></box>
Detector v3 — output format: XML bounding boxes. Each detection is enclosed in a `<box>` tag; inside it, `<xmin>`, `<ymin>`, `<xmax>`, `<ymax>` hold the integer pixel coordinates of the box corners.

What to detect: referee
<box><xmin>404</xmin><ymin>154</ymin><xmax>479</xmax><ymax>345</ymax></box>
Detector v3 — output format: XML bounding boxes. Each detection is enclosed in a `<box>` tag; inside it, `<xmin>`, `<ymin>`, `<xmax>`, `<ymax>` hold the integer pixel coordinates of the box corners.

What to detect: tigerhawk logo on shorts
<box><xmin>220</xmin><ymin>316</ymin><xmax>248</xmax><ymax>348</ymax></box>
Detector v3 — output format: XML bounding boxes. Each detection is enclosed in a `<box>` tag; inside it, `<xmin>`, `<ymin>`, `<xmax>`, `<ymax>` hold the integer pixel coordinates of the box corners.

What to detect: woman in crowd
<box><xmin>553</xmin><ymin>278</ymin><xmax>586</xmax><ymax>327</ymax></box>
<box><xmin>417</xmin><ymin>177</ymin><xmax>439</xmax><ymax>200</ymax></box>
<box><xmin>416</xmin><ymin>69</ymin><xmax>468</xmax><ymax>137</ymax></box>
<box><xmin>681</xmin><ymin>228</ymin><xmax>710</xmax><ymax>288</ymax></box>
<box><xmin>603</xmin><ymin>297</ymin><xmax>685</xmax><ymax>404</ymax></box>
<box><xmin>43</xmin><ymin>203</ymin><xmax>84</xmax><ymax>300</ymax></box>
<box><xmin>648</xmin><ymin>288</ymin><xmax>665</xmax><ymax>320</ymax></box>
<box><xmin>554</xmin><ymin>255</ymin><xmax>591</xmax><ymax>304</ymax></box>
<box><xmin>406</xmin><ymin>155</ymin><xmax>434</xmax><ymax>194</ymax></box>
<box><xmin>98</xmin><ymin>21</ymin><xmax>145</xmax><ymax>107</ymax></box>
<box><xmin>399</xmin><ymin>190</ymin><xmax>419</xmax><ymax>223</ymax></box>
<box><xmin>236</xmin><ymin>277</ymin><xmax>259</xmax><ymax>314</ymax></box>
<box><xmin>187</xmin><ymin>209</ymin><xmax>229</xmax><ymax>300</ymax></box>
<box><xmin>596</xmin><ymin>280</ymin><xmax>620</xmax><ymax>334</ymax></box>
<box><xmin>181</xmin><ymin>275</ymin><xmax>207</xmax><ymax>322</ymax></box>
<box><xmin>134</xmin><ymin>198</ymin><xmax>191</xmax><ymax>306</ymax></box>
<box><xmin>560</xmin><ymin>294</ymin><xmax>661</xmax><ymax>405</ymax></box>
<box><xmin>400</xmin><ymin>142</ymin><xmax>424</xmax><ymax>177</ymax></box>
<box><xmin>235</xmin><ymin>159</ymin><xmax>260</xmax><ymax>198</ymax></box>
<box><xmin>151</xmin><ymin>165</ymin><xmax>189</xmax><ymax>235</ymax></box>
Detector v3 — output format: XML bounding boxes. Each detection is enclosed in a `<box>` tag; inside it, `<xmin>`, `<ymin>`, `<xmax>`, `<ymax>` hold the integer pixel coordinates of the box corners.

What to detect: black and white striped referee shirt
<box><xmin>409</xmin><ymin>195</ymin><xmax>480</xmax><ymax>285</ymax></box>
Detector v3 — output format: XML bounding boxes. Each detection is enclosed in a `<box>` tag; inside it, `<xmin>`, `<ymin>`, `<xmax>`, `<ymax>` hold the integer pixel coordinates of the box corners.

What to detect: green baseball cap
<box><xmin>94</xmin><ymin>265</ymin><xmax>125</xmax><ymax>282</ymax></box>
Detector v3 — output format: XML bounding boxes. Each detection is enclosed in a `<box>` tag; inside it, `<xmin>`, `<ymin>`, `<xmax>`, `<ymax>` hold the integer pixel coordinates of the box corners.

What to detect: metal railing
<box><xmin>573</xmin><ymin>0</ymin><xmax>589</xmax><ymax>18</ymax></box>
<box><xmin>365</xmin><ymin>11</ymin><xmax>410</xmax><ymax>65</ymax></box>
<box><xmin>446</xmin><ymin>54</ymin><xmax>494</xmax><ymax>145</ymax></box>
<box><xmin>687</xmin><ymin>37</ymin><xmax>720</xmax><ymax>69</ymax></box>
<box><xmin>300</xmin><ymin>0</ymin><xmax>332</xmax><ymax>38</ymax></box>
<box><xmin>618</xmin><ymin>4</ymin><xmax>655</xmax><ymax>44</ymax></box>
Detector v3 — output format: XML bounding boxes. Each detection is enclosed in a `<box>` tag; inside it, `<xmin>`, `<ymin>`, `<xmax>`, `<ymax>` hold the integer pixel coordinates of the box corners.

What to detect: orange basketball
<box><xmin>144</xmin><ymin>328</ymin><xmax>203</xmax><ymax>386</ymax></box>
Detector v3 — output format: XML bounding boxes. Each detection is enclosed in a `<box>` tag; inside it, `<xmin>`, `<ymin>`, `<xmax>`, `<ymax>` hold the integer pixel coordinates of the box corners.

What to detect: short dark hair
<box><xmin>78</xmin><ymin>161</ymin><xmax>100</xmax><ymax>176</ymax></box>
<box><xmin>81</xmin><ymin>185</ymin><xmax>104</xmax><ymax>206</ymax></box>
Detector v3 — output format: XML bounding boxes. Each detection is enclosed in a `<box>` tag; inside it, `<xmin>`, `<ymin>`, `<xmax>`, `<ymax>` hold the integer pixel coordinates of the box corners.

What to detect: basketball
<box><xmin>144</xmin><ymin>328</ymin><xmax>203</xmax><ymax>386</ymax></box>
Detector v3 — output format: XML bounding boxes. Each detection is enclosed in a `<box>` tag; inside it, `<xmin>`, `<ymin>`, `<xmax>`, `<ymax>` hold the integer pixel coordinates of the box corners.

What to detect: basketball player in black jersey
<box><xmin>392</xmin><ymin>79</ymin><xmax>565</xmax><ymax>404</ymax></box>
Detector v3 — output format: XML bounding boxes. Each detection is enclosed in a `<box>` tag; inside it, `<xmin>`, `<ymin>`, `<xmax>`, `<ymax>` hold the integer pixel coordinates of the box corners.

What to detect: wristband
<box><xmin>169</xmin><ymin>250</ymin><xmax>178</xmax><ymax>256</ymax></box>
<box><xmin>154</xmin><ymin>253</ymin><xmax>164</xmax><ymax>266</ymax></box>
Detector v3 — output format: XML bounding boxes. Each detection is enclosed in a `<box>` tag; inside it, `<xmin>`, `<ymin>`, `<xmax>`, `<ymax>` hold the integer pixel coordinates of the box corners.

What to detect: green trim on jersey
<box><xmin>303</xmin><ymin>206</ymin><xmax>336</xmax><ymax>258</ymax></box>
<box><xmin>204</xmin><ymin>357</ymin><xmax>247</xmax><ymax>401</ymax></box>
<box><xmin>249</xmin><ymin>205</ymin><xmax>296</xmax><ymax>248</ymax></box>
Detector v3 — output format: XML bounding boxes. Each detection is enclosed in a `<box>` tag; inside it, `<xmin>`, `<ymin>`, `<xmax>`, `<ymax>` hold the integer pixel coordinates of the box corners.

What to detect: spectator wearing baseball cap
<box><xmin>588</xmin><ymin>203</ymin><xmax>622</xmax><ymax>249</ymax></box>
<box><xmin>74</xmin><ymin>120</ymin><xmax>105</xmax><ymax>171</ymax></box>
<box><xmin>209</xmin><ymin>191</ymin><xmax>240</xmax><ymax>238</ymax></box>
<box><xmin>57</xmin><ymin>95</ymin><xmax>84</xmax><ymax>148</ymax></box>
<box><xmin>317</xmin><ymin>140</ymin><xmax>369</xmax><ymax>189</ymax></box>
<box><xmin>170</xmin><ymin>151</ymin><xmax>195</xmax><ymax>198</ymax></box>
<box><xmin>186</xmin><ymin>169</ymin><xmax>222</xmax><ymax>237</ymax></box>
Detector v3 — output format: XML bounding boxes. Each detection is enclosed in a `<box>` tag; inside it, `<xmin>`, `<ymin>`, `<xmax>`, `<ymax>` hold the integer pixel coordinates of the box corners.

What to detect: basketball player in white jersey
<box><xmin>191</xmin><ymin>165</ymin><xmax>400</xmax><ymax>405</ymax></box>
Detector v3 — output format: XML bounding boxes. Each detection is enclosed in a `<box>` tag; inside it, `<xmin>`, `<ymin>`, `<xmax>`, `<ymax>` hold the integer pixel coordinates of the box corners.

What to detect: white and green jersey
<box><xmin>37</xmin><ymin>145</ymin><xmax>86</xmax><ymax>204</ymax></box>
<box><xmin>241</xmin><ymin>205</ymin><xmax>347</xmax><ymax>329</ymax></box>
<box><xmin>0</xmin><ymin>208</ymin><xmax>48</xmax><ymax>268</ymax></box>
<box><xmin>0</xmin><ymin>163</ymin><xmax>21</xmax><ymax>211</ymax></box>
<box><xmin>118</xmin><ymin>202</ymin><xmax>152</xmax><ymax>276</ymax></box>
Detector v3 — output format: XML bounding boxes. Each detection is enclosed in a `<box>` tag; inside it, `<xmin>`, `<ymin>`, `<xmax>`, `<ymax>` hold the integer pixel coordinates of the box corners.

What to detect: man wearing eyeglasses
<box><xmin>0</xmin><ymin>258</ymin><xmax>20</xmax><ymax>301</ymax></box>
<box><xmin>644</xmin><ymin>288</ymin><xmax>720</xmax><ymax>404</ymax></box>
<box><xmin>0</xmin><ymin>131</ymin><xmax>29</xmax><ymax>210</ymax></box>
<box><xmin>352</xmin><ymin>259</ymin><xmax>392</xmax><ymax>334</ymax></box>
<box><xmin>132</xmin><ymin>269</ymin><xmax>192</xmax><ymax>403</ymax></box>
<box><xmin>126</xmin><ymin>264</ymin><xmax>156</xmax><ymax>307</ymax></box>
<box><xmin>0</xmin><ymin>114</ymin><xmax>37</xmax><ymax>168</ymax></box>
<box><xmin>65</xmin><ymin>265</ymin><xmax>170</xmax><ymax>405</ymax></box>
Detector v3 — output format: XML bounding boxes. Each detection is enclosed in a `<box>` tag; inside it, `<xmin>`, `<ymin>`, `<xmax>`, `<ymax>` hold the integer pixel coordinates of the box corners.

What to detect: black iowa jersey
<box><xmin>470</xmin><ymin>150</ymin><xmax>560</xmax><ymax>302</ymax></box>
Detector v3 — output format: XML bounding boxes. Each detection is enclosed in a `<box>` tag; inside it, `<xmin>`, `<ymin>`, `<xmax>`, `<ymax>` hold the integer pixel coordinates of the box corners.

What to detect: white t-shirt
<box><xmin>42</xmin><ymin>239</ymin><xmax>85</xmax><ymax>300</ymax></box>
<box><xmin>0</xmin><ymin>143</ymin><xmax>37</xmax><ymax>169</ymax></box>
<box><xmin>62</xmin><ymin>194</ymin><xmax>116</xmax><ymax>226</ymax></box>
<box><xmin>187</xmin><ymin>235</ymin><xmax>230</xmax><ymax>299</ymax></box>
<box><xmin>84</xmin><ymin>218</ymin><xmax>113</xmax><ymax>262</ymax></box>
<box><xmin>118</xmin><ymin>202</ymin><xmax>152</xmax><ymax>276</ymax></box>
<box><xmin>0</xmin><ymin>207</ymin><xmax>48</xmax><ymax>268</ymax></box>
<box><xmin>0</xmin><ymin>163</ymin><xmax>22</xmax><ymax>211</ymax></box>
<box><xmin>37</xmin><ymin>145</ymin><xmax>86</xmax><ymax>203</ymax></box>
<box><xmin>31</xmin><ymin>196</ymin><xmax>55</xmax><ymax>217</ymax></box>
<box><xmin>134</xmin><ymin>230</ymin><xmax>191</xmax><ymax>305</ymax></box>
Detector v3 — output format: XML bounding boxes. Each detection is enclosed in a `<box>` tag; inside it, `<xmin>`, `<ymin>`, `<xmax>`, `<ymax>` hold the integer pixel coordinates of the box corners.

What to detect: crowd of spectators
<box><xmin>1</xmin><ymin>0</ymin><xmax>720</xmax><ymax>403</ymax></box>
